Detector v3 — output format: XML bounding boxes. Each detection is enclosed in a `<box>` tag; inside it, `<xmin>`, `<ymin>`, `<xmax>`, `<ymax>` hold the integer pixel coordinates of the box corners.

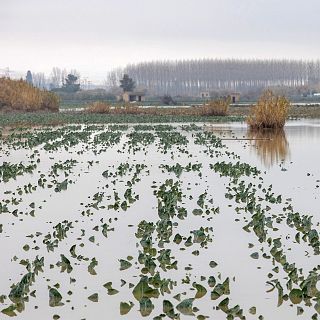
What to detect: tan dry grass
<box><xmin>247</xmin><ymin>90</ymin><xmax>290</xmax><ymax>129</ymax></box>
<box><xmin>86</xmin><ymin>98</ymin><xmax>230</xmax><ymax>117</ymax></box>
<box><xmin>0</xmin><ymin>78</ymin><xmax>59</xmax><ymax>112</ymax></box>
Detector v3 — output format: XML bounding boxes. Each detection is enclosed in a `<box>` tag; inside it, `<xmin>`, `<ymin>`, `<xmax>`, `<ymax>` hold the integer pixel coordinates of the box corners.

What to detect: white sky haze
<box><xmin>1</xmin><ymin>0</ymin><xmax>319</xmax><ymax>81</ymax></box>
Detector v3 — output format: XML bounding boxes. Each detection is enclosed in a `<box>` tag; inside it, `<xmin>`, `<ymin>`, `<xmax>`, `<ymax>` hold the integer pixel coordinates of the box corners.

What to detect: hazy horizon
<box><xmin>1</xmin><ymin>0</ymin><xmax>320</xmax><ymax>82</ymax></box>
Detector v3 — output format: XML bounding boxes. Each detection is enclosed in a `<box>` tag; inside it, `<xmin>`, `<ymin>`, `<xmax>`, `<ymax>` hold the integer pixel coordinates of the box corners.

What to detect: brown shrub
<box><xmin>0</xmin><ymin>78</ymin><xmax>59</xmax><ymax>112</ymax></box>
<box><xmin>86</xmin><ymin>101</ymin><xmax>112</xmax><ymax>113</ymax></box>
<box><xmin>201</xmin><ymin>97</ymin><xmax>230</xmax><ymax>116</ymax></box>
<box><xmin>247</xmin><ymin>90</ymin><xmax>290</xmax><ymax>129</ymax></box>
<box><xmin>86</xmin><ymin>98</ymin><xmax>230</xmax><ymax>117</ymax></box>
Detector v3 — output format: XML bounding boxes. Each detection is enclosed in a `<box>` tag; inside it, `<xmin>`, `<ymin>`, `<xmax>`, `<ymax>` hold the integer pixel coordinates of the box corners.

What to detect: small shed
<box><xmin>122</xmin><ymin>91</ymin><xmax>146</xmax><ymax>103</ymax></box>
<box><xmin>200</xmin><ymin>91</ymin><xmax>210</xmax><ymax>99</ymax></box>
<box><xmin>230</xmin><ymin>93</ymin><xmax>241</xmax><ymax>103</ymax></box>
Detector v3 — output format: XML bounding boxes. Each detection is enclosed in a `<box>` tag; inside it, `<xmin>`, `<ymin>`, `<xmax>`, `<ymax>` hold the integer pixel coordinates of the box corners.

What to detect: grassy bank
<box><xmin>0</xmin><ymin>78</ymin><xmax>59</xmax><ymax>112</ymax></box>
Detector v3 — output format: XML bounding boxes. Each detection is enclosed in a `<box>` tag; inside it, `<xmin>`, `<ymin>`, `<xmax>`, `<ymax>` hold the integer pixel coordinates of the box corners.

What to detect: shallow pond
<box><xmin>0</xmin><ymin>119</ymin><xmax>319</xmax><ymax>320</ymax></box>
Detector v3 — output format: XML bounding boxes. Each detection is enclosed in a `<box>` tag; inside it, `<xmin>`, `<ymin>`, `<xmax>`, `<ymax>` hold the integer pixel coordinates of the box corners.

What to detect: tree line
<box><xmin>24</xmin><ymin>68</ymin><xmax>81</xmax><ymax>91</ymax></box>
<box><xmin>106</xmin><ymin>59</ymin><xmax>320</xmax><ymax>96</ymax></box>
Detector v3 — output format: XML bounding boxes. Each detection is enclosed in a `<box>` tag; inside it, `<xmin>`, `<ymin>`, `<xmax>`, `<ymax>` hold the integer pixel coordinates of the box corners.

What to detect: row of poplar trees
<box><xmin>106</xmin><ymin>59</ymin><xmax>320</xmax><ymax>96</ymax></box>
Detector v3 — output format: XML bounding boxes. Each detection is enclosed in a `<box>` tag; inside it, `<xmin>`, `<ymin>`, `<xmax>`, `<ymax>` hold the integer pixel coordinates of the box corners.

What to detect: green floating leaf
<box><xmin>176</xmin><ymin>298</ymin><xmax>194</xmax><ymax>315</ymax></box>
<box><xmin>132</xmin><ymin>277</ymin><xmax>159</xmax><ymax>301</ymax></box>
<box><xmin>289</xmin><ymin>289</ymin><xmax>303</xmax><ymax>305</ymax></box>
<box><xmin>218</xmin><ymin>297</ymin><xmax>229</xmax><ymax>313</ymax></box>
<box><xmin>49</xmin><ymin>288</ymin><xmax>63</xmax><ymax>307</ymax></box>
<box><xmin>249</xmin><ymin>306</ymin><xmax>256</xmax><ymax>315</ymax></box>
<box><xmin>208</xmin><ymin>276</ymin><xmax>216</xmax><ymax>288</ymax></box>
<box><xmin>173</xmin><ymin>234</ymin><xmax>182</xmax><ymax>245</ymax></box>
<box><xmin>297</xmin><ymin>306</ymin><xmax>304</xmax><ymax>315</ymax></box>
<box><xmin>57</xmin><ymin>254</ymin><xmax>73</xmax><ymax>273</ymax></box>
<box><xmin>119</xmin><ymin>259</ymin><xmax>132</xmax><ymax>271</ymax></box>
<box><xmin>250</xmin><ymin>252</ymin><xmax>259</xmax><ymax>259</ymax></box>
<box><xmin>192</xmin><ymin>209</ymin><xmax>203</xmax><ymax>216</ymax></box>
<box><xmin>88</xmin><ymin>293</ymin><xmax>99</xmax><ymax>302</ymax></box>
<box><xmin>139</xmin><ymin>297</ymin><xmax>154</xmax><ymax>317</ymax></box>
<box><xmin>209</xmin><ymin>261</ymin><xmax>217</xmax><ymax>268</ymax></box>
<box><xmin>163</xmin><ymin>300</ymin><xmax>174</xmax><ymax>314</ymax></box>
<box><xmin>1</xmin><ymin>305</ymin><xmax>17</xmax><ymax>317</ymax></box>
<box><xmin>69</xmin><ymin>245</ymin><xmax>77</xmax><ymax>258</ymax></box>
<box><xmin>103</xmin><ymin>282</ymin><xmax>119</xmax><ymax>295</ymax></box>
<box><xmin>197</xmin><ymin>315</ymin><xmax>209</xmax><ymax>320</ymax></box>
<box><xmin>120</xmin><ymin>301</ymin><xmax>134</xmax><ymax>315</ymax></box>
<box><xmin>192</xmin><ymin>282</ymin><xmax>207</xmax><ymax>299</ymax></box>
<box><xmin>88</xmin><ymin>258</ymin><xmax>98</xmax><ymax>275</ymax></box>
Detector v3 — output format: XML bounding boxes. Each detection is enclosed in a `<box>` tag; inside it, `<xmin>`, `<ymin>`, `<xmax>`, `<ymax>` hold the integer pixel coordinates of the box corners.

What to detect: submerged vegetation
<box><xmin>247</xmin><ymin>90</ymin><xmax>290</xmax><ymax>129</ymax></box>
<box><xmin>0</xmin><ymin>78</ymin><xmax>59</xmax><ymax>112</ymax></box>
<box><xmin>0</xmin><ymin>123</ymin><xmax>319</xmax><ymax>319</ymax></box>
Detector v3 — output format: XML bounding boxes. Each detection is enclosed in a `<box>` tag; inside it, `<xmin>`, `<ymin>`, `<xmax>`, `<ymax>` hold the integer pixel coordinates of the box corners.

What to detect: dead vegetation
<box><xmin>0</xmin><ymin>78</ymin><xmax>59</xmax><ymax>112</ymax></box>
<box><xmin>86</xmin><ymin>98</ymin><xmax>230</xmax><ymax>116</ymax></box>
<box><xmin>247</xmin><ymin>90</ymin><xmax>290</xmax><ymax>129</ymax></box>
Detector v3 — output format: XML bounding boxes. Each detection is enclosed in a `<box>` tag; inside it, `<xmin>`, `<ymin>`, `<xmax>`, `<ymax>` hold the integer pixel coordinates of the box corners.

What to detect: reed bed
<box><xmin>247</xmin><ymin>90</ymin><xmax>290</xmax><ymax>129</ymax></box>
<box><xmin>86</xmin><ymin>98</ymin><xmax>230</xmax><ymax>116</ymax></box>
<box><xmin>0</xmin><ymin>78</ymin><xmax>59</xmax><ymax>112</ymax></box>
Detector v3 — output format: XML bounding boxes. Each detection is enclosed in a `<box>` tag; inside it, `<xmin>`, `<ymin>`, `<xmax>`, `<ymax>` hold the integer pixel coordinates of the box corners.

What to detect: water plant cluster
<box><xmin>0</xmin><ymin>123</ymin><xmax>319</xmax><ymax>319</ymax></box>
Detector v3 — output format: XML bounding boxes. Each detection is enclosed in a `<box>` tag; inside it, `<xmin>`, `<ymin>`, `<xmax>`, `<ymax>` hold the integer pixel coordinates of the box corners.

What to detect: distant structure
<box><xmin>200</xmin><ymin>91</ymin><xmax>210</xmax><ymax>99</ymax></box>
<box><xmin>200</xmin><ymin>91</ymin><xmax>240</xmax><ymax>102</ymax></box>
<box><xmin>230</xmin><ymin>92</ymin><xmax>241</xmax><ymax>103</ymax></box>
<box><xmin>121</xmin><ymin>91</ymin><xmax>146</xmax><ymax>103</ymax></box>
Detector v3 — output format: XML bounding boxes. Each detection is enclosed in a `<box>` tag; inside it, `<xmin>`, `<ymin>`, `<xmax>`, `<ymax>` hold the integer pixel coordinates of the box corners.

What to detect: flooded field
<box><xmin>0</xmin><ymin>119</ymin><xmax>319</xmax><ymax>320</ymax></box>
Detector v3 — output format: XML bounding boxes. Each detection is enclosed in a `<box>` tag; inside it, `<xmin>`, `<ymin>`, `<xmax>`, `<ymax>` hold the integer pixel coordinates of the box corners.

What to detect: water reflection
<box><xmin>247</xmin><ymin>129</ymin><xmax>290</xmax><ymax>168</ymax></box>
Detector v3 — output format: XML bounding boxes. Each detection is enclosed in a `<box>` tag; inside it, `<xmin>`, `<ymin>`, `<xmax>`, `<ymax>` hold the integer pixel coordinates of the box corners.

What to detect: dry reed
<box><xmin>0</xmin><ymin>78</ymin><xmax>59</xmax><ymax>112</ymax></box>
<box><xmin>86</xmin><ymin>98</ymin><xmax>230</xmax><ymax>117</ymax></box>
<box><xmin>247</xmin><ymin>90</ymin><xmax>290</xmax><ymax>129</ymax></box>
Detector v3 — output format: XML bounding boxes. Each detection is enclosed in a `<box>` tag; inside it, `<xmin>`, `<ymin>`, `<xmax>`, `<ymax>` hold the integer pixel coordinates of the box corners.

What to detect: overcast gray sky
<box><xmin>1</xmin><ymin>0</ymin><xmax>319</xmax><ymax>82</ymax></box>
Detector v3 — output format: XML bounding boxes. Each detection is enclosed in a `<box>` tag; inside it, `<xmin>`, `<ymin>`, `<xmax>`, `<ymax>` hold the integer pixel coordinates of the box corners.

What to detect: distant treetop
<box><xmin>62</xmin><ymin>74</ymin><xmax>80</xmax><ymax>93</ymax></box>
<box><xmin>26</xmin><ymin>70</ymin><xmax>33</xmax><ymax>85</ymax></box>
<box><xmin>120</xmin><ymin>74</ymin><xmax>135</xmax><ymax>92</ymax></box>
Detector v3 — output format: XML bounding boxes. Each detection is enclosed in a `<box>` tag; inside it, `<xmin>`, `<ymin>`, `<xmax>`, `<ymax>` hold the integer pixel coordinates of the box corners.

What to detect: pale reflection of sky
<box><xmin>0</xmin><ymin>120</ymin><xmax>319</xmax><ymax>319</ymax></box>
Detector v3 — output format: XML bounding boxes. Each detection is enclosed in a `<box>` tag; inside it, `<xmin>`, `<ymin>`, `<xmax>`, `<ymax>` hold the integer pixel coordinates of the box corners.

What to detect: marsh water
<box><xmin>0</xmin><ymin>119</ymin><xmax>319</xmax><ymax>320</ymax></box>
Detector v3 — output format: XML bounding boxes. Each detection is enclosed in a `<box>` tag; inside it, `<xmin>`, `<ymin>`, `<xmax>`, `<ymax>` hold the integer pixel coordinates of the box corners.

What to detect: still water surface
<box><xmin>0</xmin><ymin>119</ymin><xmax>319</xmax><ymax>320</ymax></box>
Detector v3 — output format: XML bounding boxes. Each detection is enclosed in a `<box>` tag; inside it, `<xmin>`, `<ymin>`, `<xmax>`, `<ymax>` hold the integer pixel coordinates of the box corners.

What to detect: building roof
<box><xmin>124</xmin><ymin>91</ymin><xmax>146</xmax><ymax>96</ymax></box>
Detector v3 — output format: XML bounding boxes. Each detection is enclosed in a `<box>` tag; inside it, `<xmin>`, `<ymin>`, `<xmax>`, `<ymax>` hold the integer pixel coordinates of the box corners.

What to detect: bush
<box><xmin>0</xmin><ymin>78</ymin><xmax>59</xmax><ymax>112</ymax></box>
<box><xmin>86</xmin><ymin>102</ymin><xmax>141</xmax><ymax>114</ymax></box>
<box><xmin>86</xmin><ymin>101</ymin><xmax>112</xmax><ymax>113</ymax></box>
<box><xmin>247</xmin><ymin>90</ymin><xmax>290</xmax><ymax>129</ymax></box>
<box><xmin>161</xmin><ymin>95</ymin><xmax>177</xmax><ymax>105</ymax></box>
<box><xmin>202</xmin><ymin>97</ymin><xmax>230</xmax><ymax>116</ymax></box>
